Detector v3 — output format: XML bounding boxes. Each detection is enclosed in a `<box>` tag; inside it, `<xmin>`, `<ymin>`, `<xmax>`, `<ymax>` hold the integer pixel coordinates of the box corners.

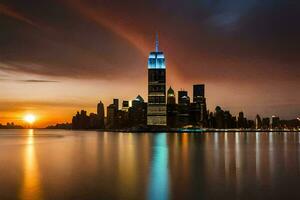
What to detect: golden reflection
<box><xmin>181</xmin><ymin>133</ymin><xmax>189</xmax><ymax>180</ymax></box>
<box><xmin>283</xmin><ymin>132</ymin><xmax>288</xmax><ymax>169</ymax></box>
<box><xmin>269</xmin><ymin>132</ymin><xmax>274</xmax><ymax>180</ymax></box>
<box><xmin>224</xmin><ymin>132</ymin><xmax>229</xmax><ymax>183</ymax></box>
<box><xmin>141</xmin><ymin>134</ymin><xmax>151</xmax><ymax>168</ymax></box>
<box><xmin>213</xmin><ymin>132</ymin><xmax>220</xmax><ymax>168</ymax></box>
<box><xmin>235</xmin><ymin>133</ymin><xmax>241</xmax><ymax>192</ymax></box>
<box><xmin>20</xmin><ymin>129</ymin><xmax>42</xmax><ymax>200</ymax></box>
<box><xmin>255</xmin><ymin>132</ymin><xmax>261</xmax><ymax>181</ymax></box>
<box><xmin>117</xmin><ymin>133</ymin><xmax>137</xmax><ymax>198</ymax></box>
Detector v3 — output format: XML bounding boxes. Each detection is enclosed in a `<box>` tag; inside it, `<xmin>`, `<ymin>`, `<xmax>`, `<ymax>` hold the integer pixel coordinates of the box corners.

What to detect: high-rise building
<box><xmin>72</xmin><ymin>110</ymin><xmax>90</xmax><ymax>129</ymax></box>
<box><xmin>113</xmin><ymin>99</ymin><xmax>119</xmax><ymax>110</ymax></box>
<box><xmin>107</xmin><ymin>99</ymin><xmax>119</xmax><ymax>128</ymax></box>
<box><xmin>238</xmin><ymin>112</ymin><xmax>246</xmax><ymax>128</ymax></box>
<box><xmin>255</xmin><ymin>114</ymin><xmax>262</xmax><ymax>129</ymax></box>
<box><xmin>107</xmin><ymin>104</ymin><xmax>117</xmax><ymax>128</ymax></box>
<box><xmin>262</xmin><ymin>117</ymin><xmax>270</xmax><ymax>129</ymax></box>
<box><xmin>97</xmin><ymin>101</ymin><xmax>105</xmax><ymax>128</ymax></box>
<box><xmin>122</xmin><ymin>100</ymin><xmax>129</xmax><ymax>111</ymax></box>
<box><xmin>215</xmin><ymin>106</ymin><xmax>225</xmax><ymax>129</ymax></box>
<box><xmin>132</xmin><ymin>95</ymin><xmax>145</xmax><ymax>107</ymax></box>
<box><xmin>167</xmin><ymin>87</ymin><xmax>177</xmax><ymax>127</ymax></box>
<box><xmin>178</xmin><ymin>90</ymin><xmax>190</xmax><ymax>105</ymax></box>
<box><xmin>97</xmin><ymin>101</ymin><xmax>104</xmax><ymax>116</ymax></box>
<box><xmin>129</xmin><ymin>95</ymin><xmax>147</xmax><ymax>127</ymax></box>
<box><xmin>193</xmin><ymin>84</ymin><xmax>205</xmax><ymax>103</ymax></box>
<box><xmin>167</xmin><ymin>86</ymin><xmax>176</xmax><ymax>105</ymax></box>
<box><xmin>271</xmin><ymin>115</ymin><xmax>280</xmax><ymax>129</ymax></box>
<box><xmin>147</xmin><ymin>34</ymin><xmax>167</xmax><ymax>126</ymax></box>
<box><xmin>177</xmin><ymin>90</ymin><xmax>190</xmax><ymax>127</ymax></box>
<box><xmin>191</xmin><ymin>84</ymin><xmax>207</xmax><ymax>126</ymax></box>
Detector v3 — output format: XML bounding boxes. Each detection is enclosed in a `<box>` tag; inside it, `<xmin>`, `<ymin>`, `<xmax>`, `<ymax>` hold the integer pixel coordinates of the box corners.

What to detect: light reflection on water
<box><xmin>20</xmin><ymin>129</ymin><xmax>42</xmax><ymax>200</ymax></box>
<box><xmin>148</xmin><ymin>133</ymin><xmax>169</xmax><ymax>200</ymax></box>
<box><xmin>0</xmin><ymin>130</ymin><xmax>300</xmax><ymax>200</ymax></box>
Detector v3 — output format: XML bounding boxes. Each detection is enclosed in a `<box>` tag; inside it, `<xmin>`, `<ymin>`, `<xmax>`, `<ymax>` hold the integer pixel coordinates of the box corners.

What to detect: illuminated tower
<box><xmin>147</xmin><ymin>34</ymin><xmax>167</xmax><ymax>126</ymax></box>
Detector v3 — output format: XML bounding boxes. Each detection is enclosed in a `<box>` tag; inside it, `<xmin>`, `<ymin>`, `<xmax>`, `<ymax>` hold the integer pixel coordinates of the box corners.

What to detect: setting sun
<box><xmin>24</xmin><ymin>114</ymin><xmax>36</xmax><ymax>124</ymax></box>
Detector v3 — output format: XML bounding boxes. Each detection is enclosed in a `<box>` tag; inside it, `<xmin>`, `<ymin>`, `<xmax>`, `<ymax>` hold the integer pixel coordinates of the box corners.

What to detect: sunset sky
<box><xmin>0</xmin><ymin>0</ymin><xmax>299</xmax><ymax>127</ymax></box>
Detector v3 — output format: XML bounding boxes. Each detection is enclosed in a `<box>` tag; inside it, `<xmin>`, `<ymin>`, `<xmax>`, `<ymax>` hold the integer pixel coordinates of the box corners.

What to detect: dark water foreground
<box><xmin>0</xmin><ymin>129</ymin><xmax>300</xmax><ymax>200</ymax></box>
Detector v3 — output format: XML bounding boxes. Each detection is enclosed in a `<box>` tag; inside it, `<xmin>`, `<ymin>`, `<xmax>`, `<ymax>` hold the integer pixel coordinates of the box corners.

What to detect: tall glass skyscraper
<box><xmin>147</xmin><ymin>34</ymin><xmax>167</xmax><ymax>126</ymax></box>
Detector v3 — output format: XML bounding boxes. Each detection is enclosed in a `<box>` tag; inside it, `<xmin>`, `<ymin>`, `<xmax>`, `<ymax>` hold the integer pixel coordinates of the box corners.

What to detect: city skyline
<box><xmin>1</xmin><ymin>0</ymin><xmax>300</xmax><ymax>127</ymax></box>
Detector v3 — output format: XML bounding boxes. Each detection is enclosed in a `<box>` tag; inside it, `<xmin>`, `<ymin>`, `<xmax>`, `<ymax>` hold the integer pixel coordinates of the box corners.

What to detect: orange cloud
<box><xmin>64</xmin><ymin>0</ymin><xmax>182</xmax><ymax>87</ymax></box>
<box><xmin>65</xmin><ymin>0</ymin><xmax>150</xmax><ymax>56</ymax></box>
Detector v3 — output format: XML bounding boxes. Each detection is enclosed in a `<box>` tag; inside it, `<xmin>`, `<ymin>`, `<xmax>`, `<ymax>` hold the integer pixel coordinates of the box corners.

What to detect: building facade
<box><xmin>97</xmin><ymin>101</ymin><xmax>105</xmax><ymax>128</ymax></box>
<box><xmin>167</xmin><ymin>87</ymin><xmax>177</xmax><ymax>127</ymax></box>
<box><xmin>191</xmin><ymin>84</ymin><xmax>207</xmax><ymax>126</ymax></box>
<box><xmin>147</xmin><ymin>35</ymin><xmax>167</xmax><ymax>126</ymax></box>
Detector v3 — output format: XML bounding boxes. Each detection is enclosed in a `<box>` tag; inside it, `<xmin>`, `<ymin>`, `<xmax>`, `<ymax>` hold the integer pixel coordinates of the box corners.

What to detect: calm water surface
<box><xmin>0</xmin><ymin>129</ymin><xmax>300</xmax><ymax>200</ymax></box>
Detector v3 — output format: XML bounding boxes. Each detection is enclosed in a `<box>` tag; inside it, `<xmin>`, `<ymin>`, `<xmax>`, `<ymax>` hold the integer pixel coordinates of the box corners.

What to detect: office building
<box><xmin>177</xmin><ymin>90</ymin><xmax>190</xmax><ymax>127</ymax></box>
<box><xmin>147</xmin><ymin>34</ymin><xmax>167</xmax><ymax>126</ymax></box>
<box><xmin>113</xmin><ymin>99</ymin><xmax>119</xmax><ymax>110</ymax></box>
<box><xmin>193</xmin><ymin>84</ymin><xmax>205</xmax><ymax>103</ymax></box>
<box><xmin>178</xmin><ymin>90</ymin><xmax>190</xmax><ymax>105</ymax></box>
<box><xmin>167</xmin><ymin>87</ymin><xmax>177</xmax><ymax>127</ymax></box>
<box><xmin>122</xmin><ymin>100</ymin><xmax>129</xmax><ymax>111</ymax></box>
<box><xmin>191</xmin><ymin>84</ymin><xmax>207</xmax><ymax>127</ymax></box>
<box><xmin>129</xmin><ymin>95</ymin><xmax>147</xmax><ymax>127</ymax></box>
<box><xmin>167</xmin><ymin>87</ymin><xmax>176</xmax><ymax>105</ymax></box>
<box><xmin>97</xmin><ymin>101</ymin><xmax>105</xmax><ymax>128</ymax></box>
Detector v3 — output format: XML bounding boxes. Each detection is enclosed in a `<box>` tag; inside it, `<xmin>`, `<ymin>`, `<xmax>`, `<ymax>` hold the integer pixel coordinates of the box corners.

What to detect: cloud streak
<box><xmin>19</xmin><ymin>79</ymin><xmax>58</xmax><ymax>83</ymax></box>
<box><xmin>0</xmin><ymin>3</ymin><xmax>40</xmax><ymax>28</ymax></box>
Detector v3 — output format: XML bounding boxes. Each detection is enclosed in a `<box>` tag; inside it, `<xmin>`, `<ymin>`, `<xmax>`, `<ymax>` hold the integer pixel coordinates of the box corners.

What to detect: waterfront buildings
<box><xmin>129</xmin><ymin>95</ymin><xmax>147</xmax><ymax>127</ymax></box>
<box><xmin>70</xmin><ymin>36</ymin><xmax>299</xmax><ymax>130</ymax></box>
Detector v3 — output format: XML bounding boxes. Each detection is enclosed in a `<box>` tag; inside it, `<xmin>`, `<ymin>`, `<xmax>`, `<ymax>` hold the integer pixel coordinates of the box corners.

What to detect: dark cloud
<box><xmin>18</xmin><ymin>79</ymin><xmax>58</xmax><ymax>83</ymax></box>
<box><xmin>0</xmin><ymin>0</ymin><xmax>299</xmax><ymax>82</ymax></box>
<box><xmin>0</xmin><ymin>1</ymin><xmax>145</xmax><ymax>80</ymax></box>
<box><xmin>0</xmin><ymin>3</ymin><xmax>37</xmax><ymax>27</ymax></box>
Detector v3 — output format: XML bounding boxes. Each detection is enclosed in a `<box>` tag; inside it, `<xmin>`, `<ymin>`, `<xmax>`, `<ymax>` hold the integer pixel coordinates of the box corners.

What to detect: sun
<box><xmin>24</xmin><ymin>114</ymin><xmax>36</xmax><ymax>124</ymax></box>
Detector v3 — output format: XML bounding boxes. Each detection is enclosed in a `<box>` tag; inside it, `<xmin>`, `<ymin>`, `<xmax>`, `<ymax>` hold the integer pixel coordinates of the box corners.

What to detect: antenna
<box><xmin>155</xmin><ymin>32</ymin><xmax>159</xmax><ymax>52</ymax></box>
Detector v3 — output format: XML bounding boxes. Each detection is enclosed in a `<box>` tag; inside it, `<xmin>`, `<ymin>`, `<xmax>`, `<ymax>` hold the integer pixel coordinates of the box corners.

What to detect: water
<box><xmin>0</xmin><ymin>129</ymin><xmax>300</xmax><ymax>200</ymax></box>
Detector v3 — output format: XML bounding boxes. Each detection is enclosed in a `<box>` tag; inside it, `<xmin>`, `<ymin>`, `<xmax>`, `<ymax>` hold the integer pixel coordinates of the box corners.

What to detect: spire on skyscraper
<box><xmin>155</xmin><ymin>32</ymin><xmax>159</xmax><ymax>52</ymax></box>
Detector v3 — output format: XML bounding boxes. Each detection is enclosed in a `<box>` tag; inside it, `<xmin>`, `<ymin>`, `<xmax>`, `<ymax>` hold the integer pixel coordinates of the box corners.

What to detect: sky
<box><xmin>0</xmin><ymin>0</ymin><xmax>299</xmax><ymax>127</ymax></box>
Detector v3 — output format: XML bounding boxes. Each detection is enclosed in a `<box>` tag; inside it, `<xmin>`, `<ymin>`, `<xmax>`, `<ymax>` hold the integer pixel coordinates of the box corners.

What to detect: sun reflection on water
<box><xmin>20</xmin><ymin>129</ymin><xmax>42</xmax><ymax>200</ymax></box>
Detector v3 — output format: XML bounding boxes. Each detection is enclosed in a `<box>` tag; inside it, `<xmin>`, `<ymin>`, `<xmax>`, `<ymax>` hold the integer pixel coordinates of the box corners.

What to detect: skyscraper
<box><xmin>178</xmin><ymin>90</ymin><xmax>190</xmax><ymax>105</ymax></box>
<box><xmin>122</xmin><ymin>100</ymin><xmax>129</xmax><ymax>111</ymax></box>
<box><xmin>129</xmin><ymin>95</ymin><xmax>147</xmax><ymax>127</ymax></box>
<box><xmin>238</xmin><ymin>112</ymin><xmax>246</xmax><ymax>128</ymax></box>
<box><xmin>177</xmin><ymin>90</ymin><xmax>190</xmax><ymax>127</ymax></box>
<box><xmin>192</xmin><ymin>84</ymin><xmax>207</xmax><ymax>126</ymax></box>
<box><xmin>167</xmin><ymin>86</ymin><xmax>176</xmax><ymax>105</ymax></box>
<box><xmin>255</xmin><ymin>114</ymin><xmax>262</xmax><ymax>129</ymax></box>
<box><xmin>167</xmin><ymin>87</ymin><xmax>177</xmax><ymax>127</ymax></box>
<box><xmin>113</xmin><ymin>99</ymin><xmax>119</xmax><ymax>110</ymax></box>
<box><xmin>147</xmin><ymin>34</ymin><xmax>167</xmax><ymax>126</ymax></box>
<box><xmin>97</xmin><ymin>101</ymin><xmax>105</xmax><ymax>128</ymax></box>
<box><xmin>193</xmin><ymin>84</ymin><xmax>205</xmax><ymax>103</ymax></box>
